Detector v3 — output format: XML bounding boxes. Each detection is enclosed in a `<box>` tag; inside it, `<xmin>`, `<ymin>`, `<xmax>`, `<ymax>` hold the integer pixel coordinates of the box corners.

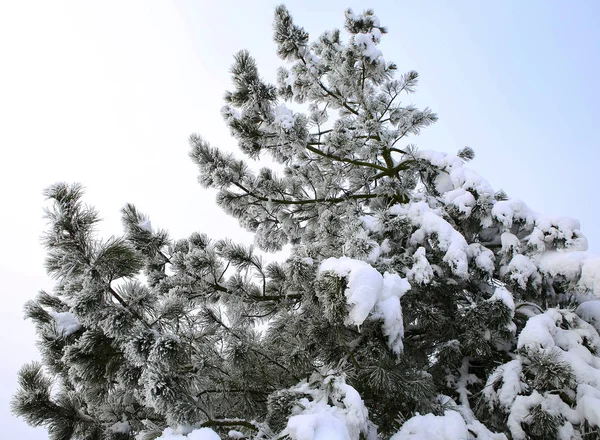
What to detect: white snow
<box><xmin>516</xmin><ymin>309</ymin><xmax>563</xmax><ymax>350</ymax></box>
<box><xmin>577</xmin><ymin>300</ymin><xmax>600</xmax><ymax>333</ymax></box>
<box><xmin>390</xmin><ymin>201</ymin><xmax>469</xmax><ymax>278</ymax></box>
<box><xmin>502</xmin><ymin>254</ymin><xmax>539</xmax><ymax>290</ymax></box>
<box><xmin>491</xmin><ymin>199</ymin><xmax>535</xmax><ymax>229</ymax></box>
<box><xmin>415</xmin><ymin>150</ymin><xmax>494</xmax><ymax>201</ymax></box>
<box><xmin>354</xmin><ymin>32</ymin><xmax>383</xmax><ymax>61</ymax></box>
<box><xmin>500</xmin><ymin>232</ymin><xmax>520</xmax><ymax>253</ymax></box>
<box><xmin>483</xmin><ymin>360</ymin><xmax>524</xmax><ymax>409</ymax></box>
<box><xmin>138</xmin><ymin>219</ymin><xmax>153</xmax><ymax>232</ymax></box>
<box><xmin>442</xmin><ymin>188</ymin><xmax>476</xmax><ymax>216</ymax></box>
<box><xmin>507</xmin><ymin>391</ymin><xmax>578</xmax><ymax>440</ymax></box>
<box><xmin>466</xmin><ymin>243</ymin><xmax>495</xmax><ymax>276</ymax></box>
<box><xmin>109</xmin><ymin>421</ymin><xmax>131</xmax><ymax>434</ymax></box>
<box><xmin>49</xmin><ymin>311</ymin><xmax>81</xmax><ymax>336</ymax></box>
<box><xmin>488</xmin><ymin>287</ymin><xmax>515</xmax><ymax>317</ymax></box>
<box><xmin>577</xmin><ymin>383</ymin><xmax>600</xmax><ymax>427</ymax></box>
<box><xmin>273</xmin><ymin>104</ymin><xmax>296</xmax><ymax>130</ymax></box>
<box><xmin>407</xmin><ymin>247</ymin><xmax>434</xmax><ymax>285</ymax></box>
<box><xmin>538</xmin><ymin>251</ymin><xmax>600</xmax><ymax>295</ymax></box>
<box><xmin>284</xmin><ymin>374</ymin><xmax>370</xmax><ymax>440</ymax></box>
<box><xmin>157</xmin><ymin>427</ymin><xmax>221</xmax><ymax>440</ymax></box>
<box><xmin>390</xmin><ymin>410</ymin><xmax>468</xmax><ymax>440</ymax></box>
<box><xmin>319</xmin><ymin>257</ymin><xmax>410</xmax><ymax>353</ymax></box>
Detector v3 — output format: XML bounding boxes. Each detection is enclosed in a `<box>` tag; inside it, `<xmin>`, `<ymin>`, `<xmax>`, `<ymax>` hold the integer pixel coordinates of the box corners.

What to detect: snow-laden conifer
<box><xmin>13</xmin><ymin>6</ymin><xmax>600</xmax><ymax>440</ymax></box>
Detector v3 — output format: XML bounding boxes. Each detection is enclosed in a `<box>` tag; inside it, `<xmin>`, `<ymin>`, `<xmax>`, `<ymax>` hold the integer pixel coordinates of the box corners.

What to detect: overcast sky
<box><xmin>1</xmin><ymin>1</ymin><xmax>598</xmax><ymax>437</ymax></box>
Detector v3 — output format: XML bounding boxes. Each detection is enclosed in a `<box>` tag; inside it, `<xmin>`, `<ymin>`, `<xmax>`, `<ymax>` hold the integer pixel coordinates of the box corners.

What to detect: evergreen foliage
<box><xmin>13</xmin><ymin>6</ymin><xmax>600</xmax><ymax>440</ymax></box>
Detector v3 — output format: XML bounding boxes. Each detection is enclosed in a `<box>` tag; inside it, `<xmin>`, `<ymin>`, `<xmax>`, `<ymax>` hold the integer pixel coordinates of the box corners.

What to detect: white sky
<box><xmin>1</xmin><ymin>1</ymin><xmax>598</xmax><ymax>437</ymax></box>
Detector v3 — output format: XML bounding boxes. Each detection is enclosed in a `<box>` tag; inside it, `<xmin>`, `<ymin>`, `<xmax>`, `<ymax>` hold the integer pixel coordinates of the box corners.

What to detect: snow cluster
<box><xmin>49</xmin><ymin>311</ymin><xmax>81</xmax><ymax>336</ymax></box>
<box><xmin>390</xmin><ymin>201</ymin><xmax>469</xmax><ymax>278</ymax></box>
<box><xmin>576</xmin><ymin>300</ymin><xmax>600</xmax><ymax>332</ymax></box>
<box><xmin>156</xmin><ymin>427</ymin><xmax>220</xmax><ymax>440</ymax></box>
<box><xmin>284</xmin><ymin>374</ymin><xmax>370</xmax><ymax>440</ymax></box>
<box><xmin>406</xmin><ymin>247</ymin><xmax>434</xmax><ymax>285</ymax></box>
<box><xmin>483</xmin><ymin>360</ymin><xmax>524</xmax><ymax>409</ymax></box>
<box><xmin>487</xmin><ymin>286</ymin><xmax>515</xmax><ymax>317</ymax></box>
<box><xmin>319</xmin><ymin>257</ymin><xmax>410</xmax><ymax>353</ymax></box>
<box><xmin>138</xmin><ymin>219</ymin><xmax>153</xmax><ymax>233</ymax></box>
<box><xmin>389</xmin><ymin>410</ymin><xmax>468</xmax><ymax>440</ymax></box>
<box><xmin>486</xmin><ymin>308</ymin><xmax>600</xmax><ymax>438</ymax></box>
<box><xmin>273</xmin><ymin>104</ymin><xmax>296</xmax><ymax>130</ymax></box>
<box><xmin>109</xmin><ymin>420</ymin><xmax>131</xmax><ymax>434</ymax></box>
<box><xmin>354</xmin><ymin>30</ymin><xmax>383</xmax><ymax>61</ymax></box>
<box><xmin>416</xmin><ymin>150</ymin><xmax>494</xmax><ymax>201</ymax></box>
<box><xmin>466</xmin><ymin>243</ymin><xmax>495</xmax><ymax>276</ymax></box>
<box><xmin>539</xmin><ymin>251</ymin><xmax>600</xmax><ymax>294</ymax></box>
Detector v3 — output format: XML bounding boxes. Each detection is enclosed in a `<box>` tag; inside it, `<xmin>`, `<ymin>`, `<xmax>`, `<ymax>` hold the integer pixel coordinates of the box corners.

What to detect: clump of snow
<box><xmin>415</xmin><ymin>150</ymin><xmax>494</xmax><ymax>201</ymax></box>
<box><xmin>319</xmin><ymin>257</ymin><xmax>410</xmax><ymax>353</ymax></box>
<box><xmin>502</xmin><ymin>254</ymin><xmax>540</xmax><ymax>290</ymax></box>
<box><xmin>466</xmin><ymin>243</ymin><xmax>495</xmax><ymax>276</ymax></box>
<box><xmin>391</xmin><ymin>201</ymin><xmax>469</xmax><ymax>278</ymax></box>
<box><xmin>507</xmin><ymin>391</ymin><xmax>578</xmax><ymax>440</ymax></box>
<box><xmin>110</xmin><ymin>421</ymin><xmax>131</xmax><ymax>434</ymax></box>
<box><xmin>354</xmin><ymin>32</ymin><xmax>383</xmax><ymax>61</ymax></box>
<box><xmin>488</xmin><ymin>287</ymin><xmax>515</xmax><ymax>317</ymax></box>
<box><xmin>442</xmin><ymin>188</ymin><xmax>476</xmax><ymax>216</ymax></box>
<box><xmin>535</xmin><ymin>216</ymin><xmax>587</xmax><ymax>251</ymax></box>
<box><xmin>483</xmin><ymin>360</ymin><xmax>524</xmax><ymax>409</ymax></box>
<box><xmin>517</xmin><ymin>309</ymin><xmax>563</xmax><ymax>351</ymax></box>
<box><xmin>491</xmin><ymin>199</ymin><xmax>535</xmax><ymax>229</ymax></box>
<box><xmin>538</xmin><ymin>252</ymin><xmax>600</xmax><ymax>295</ymax></box>
<box><xmin>581</xmin><ymin>256</ymin><xmax>600</xmax><ymax>294</ymax></box>
<box><xmin>517</xmin><ymin>309</ymin><xmax>600</xmax><ymax>397</ymax></box>
<box><xmin>284</xmin><ymin>374</ymin><xmax>370</xmax><ymax>440</ymax></box>
<box><xmin>407</xmin><ymin>247</ymin><xmax>434</xmax><ymax>285</ymax></box>
<box><xmin>138</xmin><ymin>219</ymin><xmax>153</xmax><ymax>232</ymax></box>
<box><xmin>157</xmin><ymin>427</ymin><xmax>221</xmax><ymax>440</ymax></box>
<box><xmin>49</xmin><ymin>311</ymin><xmax>81</xmax><ymax>336</ymax></box>
<box><xmin>500</xmin><ymin>232</ymin><xmax>520</xmax><ymax>253</ymax></box>
<box><xmin>576</xmin><ymin>300</ymin><xmax>600</xmax><ymax>332</ymax></box>
<box><xmin>390</xmin><ymin>410</ymin><xmax>468</xmax><ymax>440</ymax></box>
<box><xmin>273</xmin><ymin>104</ymin><xmax>296</xmax><ymax>130</ymax></box>
<box><xmin>576</xmin><ymin>384</ymin><xmax>600</xmax><ymax>427</ymax></box>
<box><xmin>227</xmin><ymin>430</ymin><xmax>244</xmax><ymax>439</ymax></box>
<box><xmin>360</xmin><ymin>215</ymin><xmax>382</xmax><ymax>233</ymax></box>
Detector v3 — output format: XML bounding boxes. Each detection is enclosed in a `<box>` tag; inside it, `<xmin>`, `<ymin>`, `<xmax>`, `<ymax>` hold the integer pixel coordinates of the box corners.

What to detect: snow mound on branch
<box><xmin>407</xmin><ymin>247</ymin><xmax>434</xmax><ymax>285</ymax></box>
<box><xmin>415</xmin><ymin>150</ymin><xmax>494</xmax><ymax>200</ymax></box>
<box><xmin>507</xmin><ymin>391</ymin><xmax>578</xmax><ymax>440</ymax></box>
<box><xmin>466</xmin><ymin>243</ymin><xmax>495</xmax><ymax>276</ymax></box>
<box><xmin>505</xmin><ymin>308</ymin><xmax>600</xmax><ymax>435</ymax></box>
<box><xmin>284</xmin><ymin>374</ymin><xmax>370</xmax><ymax>440</ymax></box>
<box><xmin>539</xmin><ymin>252</ymin><xmax>600</xmax><ymax>295</ymax></box>
<box><xmin>390</xmin><ymin>201</ymin><xmax>469</xmax><ymax>278</ymax></box>
<box><xmin>156</xmin><ymin>427</ymin><xmax>220</xmax><ymax>440</ymax></box>
<box><xmin>354</xmin><ymin>31</ymin><xmax>383</xmax><ymax>61</ymax></box>
<box><xmin>576</xmin><ymin>300</ymin><xmax>600</xmax><ymax>333</ymax></box>
<box><xmin>273</xmin><ymin>104</ymin><xmax>296</xmax><ymax>130</ymax></box>
<box><xmin>483</xmin><ymin>360</ymin><xmax>524</xmax><ymax>409</ymax></box>
<box><xmin>488</xmin><ymin>287</ymin><xmax>515</xmax><ymax>317</ymax></box>
<box><xmin>138</xmin><ymin>219</ymin><xmax>153</xmax><ymax>232</ymax></box>
<box><xmin>49</xmin><ymin>311</ymin><xmax>81</xmax><ymax>336</ymax></box>
<box><xmin>319</xmin><ymin>257</ymin><xmax>410</xmax><ymax>353</ymax></box>
<box><xmin>110</xmin><ymin>420</ymin><xmax>130</xmax><ymax>434</ymax></box>
<box><xmin>390</xmin><ymin>410</ymin><xmax>468</xmax><ymax>440</ymax></box>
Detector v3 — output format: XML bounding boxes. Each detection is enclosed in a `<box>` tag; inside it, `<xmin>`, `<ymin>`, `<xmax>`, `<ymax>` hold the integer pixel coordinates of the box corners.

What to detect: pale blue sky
<box><xmin>1</xmin><ymin>1</ymin><xmax>598</xmax><ymax>437</ymax></box>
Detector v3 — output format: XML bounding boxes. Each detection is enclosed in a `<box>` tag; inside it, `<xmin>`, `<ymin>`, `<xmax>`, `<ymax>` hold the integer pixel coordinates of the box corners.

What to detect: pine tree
<box><xmin>13</xmin><ymin>6</ymin><xmax>600</xmax><ymax>440</ymax></box>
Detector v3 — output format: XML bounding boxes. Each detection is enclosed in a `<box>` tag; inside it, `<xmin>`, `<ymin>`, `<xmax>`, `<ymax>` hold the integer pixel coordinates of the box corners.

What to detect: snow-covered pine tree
<box><xmin>13</xmin><ymin>5</ymin><xmax>600</xmax><ymax>440</ymax></box>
